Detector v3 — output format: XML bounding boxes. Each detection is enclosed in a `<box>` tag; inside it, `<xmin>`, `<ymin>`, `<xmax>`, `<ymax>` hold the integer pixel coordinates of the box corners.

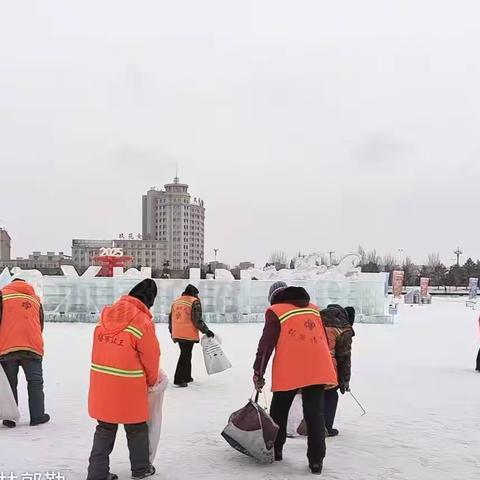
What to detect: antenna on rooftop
<box><xmin>174</xmin><ymin>162</ymin><xmax>179</xmax><ymax>183</ymax></box>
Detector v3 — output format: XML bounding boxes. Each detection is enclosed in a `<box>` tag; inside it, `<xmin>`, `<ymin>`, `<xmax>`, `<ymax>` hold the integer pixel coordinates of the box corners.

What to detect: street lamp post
<box><xmin>213</xmin><ymin>248</ymin><xmax>219</xmax><ymax>275</ymax></box>
<box><xmin>454</xmin><ymin>247</ymin><xmax>463</xmax><ymax>267</ymax></box>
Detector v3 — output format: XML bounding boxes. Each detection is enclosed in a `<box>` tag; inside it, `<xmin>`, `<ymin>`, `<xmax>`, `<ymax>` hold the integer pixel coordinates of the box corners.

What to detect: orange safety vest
<box><xmin>171</xmin><ymin>295</ymin><xmax>200</xmax><ymax>341</ymax></box>
<box><xmin>269</xmin><ymin>303</ymin><xmax>337</xmax><ymax>392</ymax></box>
<box><xmin>0</xmin><ymin>281</ymin><xmax>44</xmax><ymax>357</ymax></box>
<box><xmin>88</xmin><ymin>295</ymin><xmax>161</xmax><ymax>425</ymax></box>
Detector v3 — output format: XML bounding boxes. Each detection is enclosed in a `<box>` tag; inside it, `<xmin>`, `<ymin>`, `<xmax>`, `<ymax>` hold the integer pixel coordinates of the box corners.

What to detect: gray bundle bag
<box><xmin>221</xmin><ymin>392</ymin><xmax>279</xmax><ymax>464</ymax></box>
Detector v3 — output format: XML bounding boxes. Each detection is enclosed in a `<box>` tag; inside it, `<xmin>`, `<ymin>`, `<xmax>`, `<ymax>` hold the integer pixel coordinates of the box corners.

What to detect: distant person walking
<box><xmin>169</xmin><ymin>284</ymin><xmax>214</xmax><ymax>387</ymax></box>
<box><xmin>0</xmin><ymin>278</ymin><xmax>50</xmax><ymax>428</ymax></box>
<box><xmin>253</xmin><ymin>282</ymin><xmax>337</xmax><ymax>475</ymax></box>
<box><xmin>321</xmin><ymin>305</ymin><xmax>355</xmax><ymax>437</ymax></box>
<box><xmin>87</xmin><ymin>279</ymin><xmax>160</xmax><ymax>480</ymax></box>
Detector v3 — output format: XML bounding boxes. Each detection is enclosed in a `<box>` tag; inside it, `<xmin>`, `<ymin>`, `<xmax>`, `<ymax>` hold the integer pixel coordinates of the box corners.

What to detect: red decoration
<box><xmin>93</xmin><ymin>255</ymin><xmax>133</xmax><ymax>277</ymax></box>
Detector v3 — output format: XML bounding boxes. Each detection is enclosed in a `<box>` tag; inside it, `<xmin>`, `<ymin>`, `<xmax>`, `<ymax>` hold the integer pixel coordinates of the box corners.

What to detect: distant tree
<box><xmin>451</xmin><ymin>257</ymin><xmax>480</xmax><ymax>287</ymax></box>
<box><xmin>446</xmin><ymin>264</ymin><xmax>463</xmax><ymax>288</ymax></box>
<box><xmin>426</xmin><ymin>252</ymin><xmax>442</xmax><ymax>268</ymax></box>
<box><xmin>431</xmin><ymin>264</ymin><xmax>448</xmax><ymax>286</ymax></box>
<box><xmin>419</xmin><ymin>264</ymin><xmax>429</xmax><ymax>279</ymax></box>
<box><xmin>402</xmin><ymin>256</ymin><xmax>419</xmax><ymax>286</ymax></box>
<box><xmin>463</xmin><ymin>257</ymin><xmax>477</xmax><ymax>280</ymax></box>
<box><xmin>382</xmin><ymin>253</ymin><xmax>396</xmax><ymax>269</ymax></box>
<box><xmin>382</xmin><ymin>253</ymin><xmax>396</xmax><ymax>284</ymax></box>
<box><xmin>421</xmin><ymin>253</ymin><xmax>447</xmax><ymax>286</ymax></box>
<box><xmin>358</xmin><ymin>246</ymin><xmax>367</xmax><ymax>265</ymax></box>
<box><xmin>367</xmin><ymin>249</ymin><xmax>380</xmax><ymax>265</ymax></box>
<box><xmin>360</xmin><ymin>249</ymin><xmax>381</xmax><ymax>273</ymax></box>
<box><xmin>362</xmin><ymin>261</ymin><xmax>380</xmax><ymax>273</ymax></box>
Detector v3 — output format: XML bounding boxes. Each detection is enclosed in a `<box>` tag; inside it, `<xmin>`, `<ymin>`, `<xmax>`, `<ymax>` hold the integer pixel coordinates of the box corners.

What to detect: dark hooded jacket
<box><xmin>321</xmin><ymin>304</ymin><xmax>355</xmax><ymax>385</ymax></box>
<box><xmin>253</xmin><ymin>286</ymin><xmax>315</xmax><ymax>375</ymax></box>
<box><xmin>168</xmin><ymin>284</ymin><xmax>211</xmax><ymax>342</ymax></box>
<box><xmin>88</xmin><ymin>281</ymin><xmax>160</xmax><ymax>424</ymax></box>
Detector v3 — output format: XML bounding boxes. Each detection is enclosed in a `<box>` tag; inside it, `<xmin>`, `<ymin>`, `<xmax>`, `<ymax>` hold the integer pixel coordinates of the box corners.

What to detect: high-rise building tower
<box><xmin>142</xmin><ymin>177</ymin><xmax>205</xmax><ymax>271</ymax></box>
<box><xmin>0</xmin><ymin>228</ymin><xmax>11</xmax><ymax>261</ymax></box>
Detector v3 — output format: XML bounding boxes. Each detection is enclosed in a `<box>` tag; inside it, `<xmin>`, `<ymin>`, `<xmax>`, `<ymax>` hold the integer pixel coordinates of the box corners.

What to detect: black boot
<box><xmin>274</xmin><ymin>450</ymin><xmax>283</xmax><ymax>461</ymax></box>
<box><xmin>132</xmin><ymin>465</ymin><xmax>155</xmax><ymax>479</ymax></box>
<box><xmin>30</xmin><ymin>413</ymin><xmax>50</xmax><ymax>426</ymax></box>
<box><xmin>309</xmin><ymin>460</ymin><xmax>323</xmax><ymax>475</ymax></box>
<box><xmin>326</xmin><ymin>428</ymin><xmax>339</xmax><ymax>437</ymax></box>
<box><xmin>3</xmin><ymin>420</ymin><xmax>16</xmax><ymax>428</ymax></box>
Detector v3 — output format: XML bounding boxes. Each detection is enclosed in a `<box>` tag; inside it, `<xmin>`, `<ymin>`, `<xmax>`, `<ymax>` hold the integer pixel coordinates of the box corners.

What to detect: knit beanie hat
<box><xmin>268</xmin><ymin>281</ymin><xmax>288</xmax><ymax>303</ymax></box>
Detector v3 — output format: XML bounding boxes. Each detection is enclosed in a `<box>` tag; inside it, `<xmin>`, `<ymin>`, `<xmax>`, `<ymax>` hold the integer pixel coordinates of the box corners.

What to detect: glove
<box><xmin>206</xmin><ymin>330</ymin><xmax>215</xmax><ymax>338</ymax></box>
<box><xmin>339</xmin><ymin>382</ymin><xmax>350</xmax><ymax>395</ymax></box>
<box><xmin>253</xmin><ymin>373</ymin><xmax>265</xmax><ymax>392</ymax></box>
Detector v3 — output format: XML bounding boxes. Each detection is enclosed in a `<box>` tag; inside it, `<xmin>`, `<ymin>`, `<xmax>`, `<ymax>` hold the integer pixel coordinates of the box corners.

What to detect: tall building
<box><xmin>142</xmin><ymin>177</ymin><xmax>205</xmax><ymax>271</ymax></box>
<box><xmin>0</xmin><ymin>228</ymin><xmax>11</xmax><ymax>261</ymax></box>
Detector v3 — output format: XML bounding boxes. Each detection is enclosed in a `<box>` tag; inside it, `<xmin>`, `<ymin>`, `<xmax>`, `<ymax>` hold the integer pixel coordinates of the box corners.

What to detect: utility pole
<box><xmin>454</xmin><ymin>247</ymin><xmax>463</xmax><ymax>266</ymax></box>
<box><xmin>398</xmin><ymin>248</ymin><xmax>404</xmax><ymax>266</ymax></box>
<box><xmin>213</xmin><ymin>248</ymin><xmax>219</xmax><ymax>272</ymax></box>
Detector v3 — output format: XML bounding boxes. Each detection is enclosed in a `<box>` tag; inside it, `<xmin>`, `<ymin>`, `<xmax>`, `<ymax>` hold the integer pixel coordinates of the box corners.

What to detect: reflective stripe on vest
<box><xmin>278</xmin><ymin>308</ymin><xmax>320</xmax><ymax>324</ymax></box>
<box><xmin>91</xmin><ymin>363</ymin><xmax>145</xmax><ymax>378</ymax></box>
<box><xmin>124</xmin><ymin>326</ymin><xmax>143</xmax><ymax>339</ymax></box>
<box><xmin>174</xmin><ymin>300</ymin><xmax>194</xmax><ymax>308</ymax></box>
<box><xmin>2</xmin><ymin>293</ymin><xmax>41</xmax><ymax>308</ymax></box>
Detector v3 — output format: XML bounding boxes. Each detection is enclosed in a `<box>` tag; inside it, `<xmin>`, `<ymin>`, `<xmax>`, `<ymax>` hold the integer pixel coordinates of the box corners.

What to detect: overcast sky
<box><xmin>1</xmin><ymin>1</ymin><xmax>479</xmax><ymax>267</ymax></box>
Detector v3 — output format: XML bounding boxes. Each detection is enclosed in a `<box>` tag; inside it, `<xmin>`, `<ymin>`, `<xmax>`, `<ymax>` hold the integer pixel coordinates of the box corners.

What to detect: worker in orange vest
<box><xmin>169</xmin><ymin>284</ymin><xmax>214</xmax><ymax>387</ymax></box>
<box><xmin>87</xmin><ymin>279</ymin><xmax>160</xmax><ymax>480</ymax></box>
<box><xmin>253</xmin><ymin>282</ymin><xmax>337</xmax><ymax>475</ymax></box>
<box><xmin>0</xmin><ymin>278</ymin><xmax>50</xmax><ymax>428</ymax></box>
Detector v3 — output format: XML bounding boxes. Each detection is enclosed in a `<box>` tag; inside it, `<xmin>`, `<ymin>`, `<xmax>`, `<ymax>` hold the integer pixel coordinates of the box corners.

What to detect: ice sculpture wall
<box><xmin>0</xmin><ymin>262</ymin><xmax>392</xmax><ymax>324</ymax></box>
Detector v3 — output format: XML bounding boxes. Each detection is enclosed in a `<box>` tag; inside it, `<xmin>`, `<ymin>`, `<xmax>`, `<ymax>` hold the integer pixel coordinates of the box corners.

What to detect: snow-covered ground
<box><xmin>2</xmin><ymin>297</ymin><xmax>480</xmax><ymax>480</ymax></box>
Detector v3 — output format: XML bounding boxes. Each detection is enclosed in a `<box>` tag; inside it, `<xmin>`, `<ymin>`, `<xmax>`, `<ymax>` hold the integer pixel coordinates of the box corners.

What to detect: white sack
<box><xmin>148</xmin><ymin>370</ymin><xmax>168</xmax><ymax>463</ymax></box>
<box><xmin>201</xmin><ymin>335</ymin><xmax>232</xmax><ymax>375</ymax></box>
<box><xmin>0</xmin><ymin>365</ymin><xmax>20</xmax><ymax>422</ymax></box>
<box><xmin>287</xmin><ymin>393</ymin><xmax>303</xmax><ymax>437</ymax></box>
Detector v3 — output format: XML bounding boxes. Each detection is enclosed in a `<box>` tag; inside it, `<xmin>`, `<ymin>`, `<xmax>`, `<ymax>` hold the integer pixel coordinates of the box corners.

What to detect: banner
<box><xmin>392</xmin><ymin>270</ymin><xmax>405</xmax><ymax>299</ymax></box>
<box><xmin>420</xmin><ymin>277</ymin><xmax>430</xmax><ymax>299</ymax></box>
<box><xmin>468</xmin><ymin>277</ymin><xmax>478</xmax><ymax>300</ymax></box>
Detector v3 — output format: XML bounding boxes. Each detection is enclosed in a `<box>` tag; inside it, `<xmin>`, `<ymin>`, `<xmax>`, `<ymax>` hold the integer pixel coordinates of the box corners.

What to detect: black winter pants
<box><xmin>1</xmin><ymin>357</ymin><xmax>45</xmax><ymax>421</ymax></box>
<box><xmin>476</xmin><ymin>347</ymin><xmax>480</xmax><ymax>371</ymax></box>
<box><xmin>324</xmin><ymin>388</ymin><xmax>339</xmax><ymax>433</ymax></box>
<box><xmin>174</xmin><ymin>341</ymin><xmax>194</xmax><ymax>385</ymax></box>
<box><xmin>270</xmin><ymin>385</ymin><xmax>326</xmax><ymax>464</ymax></box>
<box><xmin>87</xmin><ymin>421</ymin><xmax>150</xmax><ymax>480</ymax></box>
